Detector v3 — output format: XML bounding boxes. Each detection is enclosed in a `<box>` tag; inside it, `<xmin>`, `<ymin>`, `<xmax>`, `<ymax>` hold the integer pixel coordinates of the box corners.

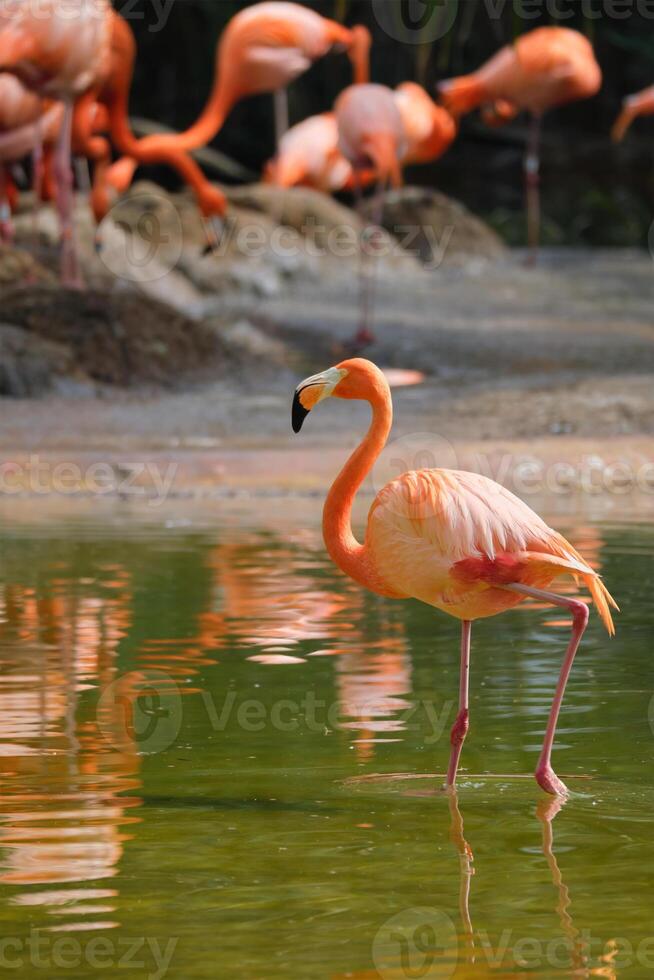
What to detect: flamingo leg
<box><xmin>274</xmin><ymin>87</ymin><xmax>289</xmax><ymax>153</ymax></box>
<box><xmin>31</xmin><ymin>116</ymin><xmax>43</xmax><ymax>245</ymax></box>
<box><xmin>353</xmin><ymin>176</ymin><xmax>385</xmax><ymax>350</ymax></box>
<box><xmin>446</xmin><ymin>620</ymin><xmax>472</xmax><ymax>788</ymax></box>
<box><xmin>506</xmin><ymin>584</ymin><xmax>589</xmax><ymax>796</ymax></box>
<box><xmin>0</xmin><ymin>165</ymin><xmax>13</xmax><ymax>244</ymax></box>
<box><xmin>525</xmin><ymin>113</ymin><xmax>542</xmax><ymax>266</ymax></box>
<box><xmin>53</xmin><ymin>100</ymin><xmax>82</xmax><ymax>288</ymax></box>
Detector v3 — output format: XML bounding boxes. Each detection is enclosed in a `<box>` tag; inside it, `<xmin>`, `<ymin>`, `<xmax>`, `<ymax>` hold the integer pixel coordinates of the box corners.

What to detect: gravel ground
<box><xmin>0</xmin><ymin>247</ymin><xmax>652</xmax><ymax>455</ymax></box>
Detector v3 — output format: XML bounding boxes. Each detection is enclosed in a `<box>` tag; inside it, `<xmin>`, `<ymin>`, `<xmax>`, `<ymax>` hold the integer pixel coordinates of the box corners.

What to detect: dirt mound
<box><xmin>0</xmin><ymin>286</ymin><xmax>226</xmax><ymax>390</ymax></box>
<box><xmin>0</xmin><ymin>323</ymin><xmax>75</xmax><ymax>397</ymax></box>
<box><xmin>364</xmin><ymin>186</ymin><xmax>507</xmax><ymax>267</ymax></box>
<box><xmin>0</xmin><ymin>243</ymin><xmax>56</xmax><ymax>286</ymax></box>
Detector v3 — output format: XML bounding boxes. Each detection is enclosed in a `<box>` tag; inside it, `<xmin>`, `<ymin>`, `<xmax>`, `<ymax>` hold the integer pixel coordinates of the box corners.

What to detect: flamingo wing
<box><xmin>365</xmin><ymin>469</ymin><xmax>617</xmax><ymax>632</ymax></box>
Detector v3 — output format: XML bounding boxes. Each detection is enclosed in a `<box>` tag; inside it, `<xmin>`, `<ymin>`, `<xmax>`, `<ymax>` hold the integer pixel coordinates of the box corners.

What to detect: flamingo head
<box><xmin>292</xmin><ymin>359</ymin><xmax>388</xmax><ymax>432</ymax></box>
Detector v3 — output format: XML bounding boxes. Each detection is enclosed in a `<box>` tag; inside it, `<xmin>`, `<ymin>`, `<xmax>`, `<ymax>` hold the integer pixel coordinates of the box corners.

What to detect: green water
<box><xmin>0</xmin><ymin>505</ymin><xmax>651</xmax><ymax>980</ymax></box>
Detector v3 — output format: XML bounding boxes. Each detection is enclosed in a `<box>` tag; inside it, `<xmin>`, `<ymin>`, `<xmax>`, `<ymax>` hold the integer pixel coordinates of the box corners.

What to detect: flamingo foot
<box><xmin>201</xmin><ymin>216</ymin><xmax>226</xmax><ymax>257</ymax></box>
<box><xmin>342</xmin><ymin>328</ymin><xmax>376</xmax><ymax>356</ymax></box>
<box><xmin>536</xmin><ymin>764</ymin><xmax>569</xmax><ymax>797</ymax></box>
<box><xmin>0</xmin><ymin>204</ymin><xmax>14</xmax><ymax>245</ymax></box>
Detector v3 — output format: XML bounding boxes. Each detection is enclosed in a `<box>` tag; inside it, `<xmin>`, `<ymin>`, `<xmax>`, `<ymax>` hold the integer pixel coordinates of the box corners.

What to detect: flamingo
<box><xmin>135</xmin><ymin>2</ymin><xmax>371</xmax><ymax>163</ymax></box>
<box><xmin>0</xmin><ymin>73</ymin><xmax>61</xmax><ymax>242</ymax></box>
<box><xmin>394</xmin><ymin>81</ymin><xmax>456</xmax><ymax>166</ymax></box>
<box><xmin>265</xmin><ymin>112</ymin><xmax>354</xmax><ymax>192</ymax></box>
<box><xmin>0</xmin><ymin>0</ymin><xmax>112</xmax><ymax>284</ymax></box>
<box><xmin>611</xmin><ymin>84</ymin><xmax>654</xmax><ymax>142</ymax></box>
<box><xmin>438</xmin><ymin>27</ymin><xmax>602</xmax><ymax>262</ymax></box>
<box><xmin>266</xmin><ymin>84</ymin><xmax>455</xmax><ymax>192</ymax></box>
<box><xmin>291</xmin><ymin>358</ymin><xmax>618</xmax><ymax>796</ymax></box>
<box><xmin>335</xmin><ymin>84</ymin><xmax>406</xmax><ymax>350</ymax></box>
<box><xmin>74</xmin><ymin>10</ymin><xmax>226</xmax><ymax>241</ymax></box>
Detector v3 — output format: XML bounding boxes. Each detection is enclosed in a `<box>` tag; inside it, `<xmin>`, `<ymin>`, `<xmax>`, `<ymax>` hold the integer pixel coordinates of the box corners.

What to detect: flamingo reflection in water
<box><xmin>193</xmin><ymin>532</ymin><xmax>415</xmax><ymax>759</ymax></box>
<box><xmin>0</xmin><ymin>571</ymin><xmax>137</xmax><ymax>926</ymax></box>
<box><xmin>0</xmin><ymin>557</ymin><xmax>217</xmax><ymax>931</ymax></box>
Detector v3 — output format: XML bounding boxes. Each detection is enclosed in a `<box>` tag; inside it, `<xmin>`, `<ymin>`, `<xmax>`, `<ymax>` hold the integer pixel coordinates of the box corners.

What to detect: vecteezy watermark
<box><xmin>214</xmin><ymin>217</ymin><xmax>455</xmax><ymax>272</ymax></box>
<box><xmin>1</xmin><ymin>0</ymin><xmax>175</xmax><ymax>32</ymax></box>
<box><xmin>0</xmin><ymin>456</ymin><xmax>178</xmax><ymax>506</ymax></box>
<box><xmin>0</xmin><ymin>930</ymin><xmax>178</xmax><ymax>980</ymax></box>
<box><xmin>373</xmin><ymin>908</ymin><xmax>458</xmax><ymax>979</ymax></box>
<box><xmin>647</xmin><ymin>693</ymin><xmax>654</xmax><ymax>738</ymax></box>
<box><xmin>370</xmin><ymin>432</ymin><xmax>654</xmax><ymax>513</ymax></box>
<box><xmin>95</xmin><ymin>675</ymin><xmax>455</xmax><ymax>754</ymax></box>
<box><xmin>371</xmin><ymin>914</ymin><xmax>654</xmax><ymax>978</ymax></box>
<box><xmin>201</xmin><ymin>690</ymin><xmax>454</xmax><ymax>745</ymax></box>
<box><xmin>372</xmin><ymin>0</ymin><xmax>458</xmax><ymax>45</ymax></box>
<box><xmin>373</xmin><ymin>0</ymin><xmax>654</xmax><ymax>42</ymax></box>
<box><xmin>98</xmin><ymin>670</ymin><xmax>183</xmax><ymax>755</ymax></box>
<box><xmin>476</xmin><ymin>930</ymin><xmax>654</xmax><ymax>972</ymax></box>
<box><xmin>371</xmin><ymin>432</ymin><xmax>461</xmax><ymax>519</ymax></box>
<box><xmin>114</xmin><ymin>0</ymin><xmax>176</xmax><ymax>32</ymax></box>
<box><xmin>97</xmin><ymin>192</ymin><xmax>183</xmax><ymax>283</ymax></box>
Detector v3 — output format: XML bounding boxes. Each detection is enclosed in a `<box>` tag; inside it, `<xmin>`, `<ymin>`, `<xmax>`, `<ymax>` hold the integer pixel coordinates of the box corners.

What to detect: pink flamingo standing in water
<box><xmin>0</xmin><ymin>0</ymin><xmax>112</xmax><ymax>284</ymax></box>
<box><xmin>335</xmin><ymin>83</ymin><xmax>406</xmax><ymax>349</ymax></box>
<box><xmin>292</xmin><ymin>359</ymin><xmax>618</xmax><ymax>796</ymax></box>
<box><xmin>438</xmin><ymin>27</ymin><xmax>602</xmax><ymax>262</ymax></box>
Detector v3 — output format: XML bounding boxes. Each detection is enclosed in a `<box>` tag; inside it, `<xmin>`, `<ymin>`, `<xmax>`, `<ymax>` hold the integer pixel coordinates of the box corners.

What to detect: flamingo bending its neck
<box><xmin>438</xmin><ymin>27</ymin><xmax>601</xmax><ymax>262</ymax></box>
<box><xmin>292</xmin><ymin>358</ymin><xmax>618</xmax><ymax>796</ymax></box>
<box><xmin>266</xmin><ymin>84</ymin><xmax>455</xmax><ymax>193</ymax></box>
<box><xmin>137</xmin><ymin>1</ymin><xmax>371</xmax><ymax>162</ymax></box>
<box><xmin>611</xmin><ymin>84</ymin><xmax>654</xmax><ymax>142</ymax></box>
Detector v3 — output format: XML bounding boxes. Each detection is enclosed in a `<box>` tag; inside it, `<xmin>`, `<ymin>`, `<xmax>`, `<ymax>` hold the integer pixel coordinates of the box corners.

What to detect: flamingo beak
<box><xmin>292</xmin><ymin>367</ymin><xmax>347</xmax><ymax>433</ymax></box>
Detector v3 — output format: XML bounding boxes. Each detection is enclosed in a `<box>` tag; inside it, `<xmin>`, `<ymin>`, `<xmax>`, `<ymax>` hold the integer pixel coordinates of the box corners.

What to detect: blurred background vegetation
<box><xmin>123</xmin><ymin>0</ymin><xmax>654</xmax><ymax>246</ymax></box>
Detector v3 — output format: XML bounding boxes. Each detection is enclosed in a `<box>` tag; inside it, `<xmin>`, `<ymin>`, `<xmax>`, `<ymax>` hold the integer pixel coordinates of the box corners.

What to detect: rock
<box><xmin>218</xmin><ymin>318</ymin><xmax>291</xmax><ymax>365</ymax></box>
<box><xmin>225</xmin><ymin>183</ymin><xmax>422</xmax><ymax>277</ymax></box>
<box><xmin>0</xmin><ymin>243</ymin><xmax>56</xmax><ymax>286</ymax></box>
<box><xmin>0</xmin><ymin>285</ymin><xmax>228</xmax><ymax>391</ymax></box>
<box><xmin>0</xmin><ymin>323</ymin><xmax>75</xmax><ymax>397</ymax></box>
<box><xmin>362</xmin><ymin>185</ymin><xmax>507</xmax><ymax>269</ymax></box>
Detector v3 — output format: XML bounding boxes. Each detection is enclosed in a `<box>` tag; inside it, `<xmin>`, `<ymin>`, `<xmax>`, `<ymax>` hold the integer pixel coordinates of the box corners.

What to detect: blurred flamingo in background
<box><xmin>266</xmin><ymin>82</ymin><xmax>455</xmax><ymax>193</ymax></box>
<box><xmin>0</xmin><ymin>0</ymin><xmax>112</xmax><ymax>283</ymax></box>
<box><xmin>438</xmin><ymin>27</ymin><xmax>602</xmax><ymax>262</ymax></box>
<box><xmin>137</xmin><ymin>1</ymin><xmax>371</xmax><ymax>164</ymax></box>
<box><xmin>335</xmin><ymin>84</ymin><xmax>406</xmax><ymax>349</ymax></box>
<box><xmin>265</xmin><ymin>112</ymin><xmax>354</xmax><ymax>191</ymax></box>
<box><xmin>0</xmin><ymin>74</ymin><xmax>63</xmax><ymax>243</ymax></box>
<box><xmin>394</xmin><ymin>82</ymin><xmax>456</xmax><ymax>165</ymax></box>
<box><xmin>611</xmin><ymin>84</ymin><xmax>654</xmax><ymax>142</ymax></box>
<box><xmin>292</xmin><ymin>358</ymin><xmax>618</xmax><ymax>796</ymax></box>
<box><xmin>73</xmin><ymin>10</ymin><xmax>226</xmax><ymax>243</ymax></box>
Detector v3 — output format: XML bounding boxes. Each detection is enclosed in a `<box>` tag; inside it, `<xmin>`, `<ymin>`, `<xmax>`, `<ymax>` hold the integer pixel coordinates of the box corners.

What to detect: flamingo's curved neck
<box><xmin>322</xmin><ymin>386</ymin><xmax>393</xmax><ymax>594</ymax></box>
<box><xmin>168</xmin><ymin>58</ymin><xmax>233</xmax><ymax>152</ymax></box>
<box><xmin>107</xmin><ymin>33</ymin><xmax>232</xmax><ymax>156</ymax></box>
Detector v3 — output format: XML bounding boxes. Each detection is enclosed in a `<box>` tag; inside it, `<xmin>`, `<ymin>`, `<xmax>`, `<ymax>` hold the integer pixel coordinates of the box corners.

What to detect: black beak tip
<box><xmin>292</xmin><ymin>390</ymin><xmax>309</xmax><ymax>434</ymax></box>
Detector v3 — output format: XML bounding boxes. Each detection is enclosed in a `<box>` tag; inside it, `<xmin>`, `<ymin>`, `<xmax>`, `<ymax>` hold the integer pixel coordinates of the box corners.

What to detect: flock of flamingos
<box><xmin>0</xmin><ymin>0</ymin><xmax>652</xmax><ymax>288</ymax></box>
